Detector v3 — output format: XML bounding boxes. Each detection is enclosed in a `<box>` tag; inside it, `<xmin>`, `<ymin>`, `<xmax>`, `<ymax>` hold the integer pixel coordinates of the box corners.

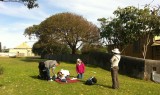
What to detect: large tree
<box><xmin>24</xmin><ymin>12</ymin><xmax>100</xmax><ymax>54</ymax></box>
<box><xmin>98</xmin><ymin>6</ymin><xmax>141</xmax><ymax>51</ymax></box>
<box><xmin>99</xmin><ymin>6</ymin><xmax>160</xmax><ymax>59</ymax></box>
<box><xmin>0</xmin><ymin>0</ymin><xmax>38</xmax><ymax>9</ymax></box>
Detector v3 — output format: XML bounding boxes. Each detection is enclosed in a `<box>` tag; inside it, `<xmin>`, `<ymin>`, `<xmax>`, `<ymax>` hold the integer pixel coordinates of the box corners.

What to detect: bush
<box><xmin>81</xmin><ymin>44</ymin><xmax>107</xmax><ymax>54</ymax></box>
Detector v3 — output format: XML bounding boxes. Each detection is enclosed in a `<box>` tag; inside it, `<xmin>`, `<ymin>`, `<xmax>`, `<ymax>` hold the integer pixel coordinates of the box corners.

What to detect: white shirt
<box><xmin>60</xmin><ymin>69</ymin><xmax>70</xmax><ymax>77</ymax></box>
<box><xmin>110</xmin><ymin>54</ymin><xmax>121</xmax><ymax>68</ymax></box>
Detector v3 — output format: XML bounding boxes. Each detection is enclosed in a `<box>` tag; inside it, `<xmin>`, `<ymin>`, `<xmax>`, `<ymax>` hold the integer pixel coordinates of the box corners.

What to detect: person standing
<box><xmin>44</xmin><ymin>60</ymin><xmax>60</xmax><ymax>81</ymax></box>
<box><xmin>76</xmin><ymin>58</ymin><xmax>85</xmax><ymax>79</ymax></box>
<box><xmin>110</xmin><ymin>48</ymin><xmax>121</xmax><ymax>89</ymax></box>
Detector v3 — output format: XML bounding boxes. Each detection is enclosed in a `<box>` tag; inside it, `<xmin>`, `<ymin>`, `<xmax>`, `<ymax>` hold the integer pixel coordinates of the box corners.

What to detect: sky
<box><xmin>0</xmin><ymin>0</ymin><xmax>160</xmax><ymax>49</ymax></box>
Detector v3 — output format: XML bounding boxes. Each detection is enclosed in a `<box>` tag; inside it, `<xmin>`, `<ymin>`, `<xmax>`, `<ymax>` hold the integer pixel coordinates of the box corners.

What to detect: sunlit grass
<box><xmin>0</xmin><ymin>57</ymin><xmax>160</xmax><ymax>95</ymax></box>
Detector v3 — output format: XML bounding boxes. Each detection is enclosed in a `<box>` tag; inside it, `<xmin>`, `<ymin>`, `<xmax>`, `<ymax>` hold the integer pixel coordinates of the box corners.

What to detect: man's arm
<box><xmin>51</xmin><ymin>67</ymin><xmax>56</xmax><ymax>75</ymax></box>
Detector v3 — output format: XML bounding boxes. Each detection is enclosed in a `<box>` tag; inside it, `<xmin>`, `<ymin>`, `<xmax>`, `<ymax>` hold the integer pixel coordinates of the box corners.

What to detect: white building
<box><xmin>9</xmin><ymin>42</ymin><xmax>35</xmax><ymax>57</ymax></box>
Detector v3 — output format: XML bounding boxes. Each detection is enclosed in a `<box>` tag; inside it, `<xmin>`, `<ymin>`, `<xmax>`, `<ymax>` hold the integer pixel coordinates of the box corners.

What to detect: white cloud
<box><xmin>0</xmin><ymin>3</ymin><xmax>48</xmax><ymax>21</ymax></box>
<box><xmin>46</xmin><ymin>0</ymin><xmax>158</xmax><ymax>25</ymax></box>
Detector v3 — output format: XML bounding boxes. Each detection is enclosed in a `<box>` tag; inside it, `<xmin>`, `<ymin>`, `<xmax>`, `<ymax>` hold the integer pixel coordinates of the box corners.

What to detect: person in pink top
<box><xmin>76</xmin><ymin>58</ymin><xmax>85</xmax><ymax>79</ymax></box>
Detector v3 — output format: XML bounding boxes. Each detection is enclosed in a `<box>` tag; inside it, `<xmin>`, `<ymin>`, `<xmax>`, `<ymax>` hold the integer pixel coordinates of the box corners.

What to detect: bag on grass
<box><xmin>85</xmin><ymin>77</ymin><xmax>97</xmax><ymax>85</ymax></box>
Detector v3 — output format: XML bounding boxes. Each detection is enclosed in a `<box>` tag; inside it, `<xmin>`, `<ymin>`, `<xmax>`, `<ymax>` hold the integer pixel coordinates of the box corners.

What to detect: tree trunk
<box><xmin>71</xmin><ymin>46</ymin><xmax>76</xmax><ymax>54</ymax></box>
<box><xmin>142</xmin><ymin>34</ymin><xmax>150</xmax><ymax>59</ymax></box>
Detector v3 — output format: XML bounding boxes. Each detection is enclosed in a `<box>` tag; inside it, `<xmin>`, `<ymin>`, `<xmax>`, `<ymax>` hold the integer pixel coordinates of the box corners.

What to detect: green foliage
<box><xmin>0</xmin><ymin>57</ymin><xmax>160</xmax><ymax>95</ymax></box>
<box><xmin>24</xmin><ymin>25</ymin><xmax>39</xmax><ymax>39</ymax></box>
<box><xmin>32</xmin><ymin>41</ymin><xmax>71</xmax><ymax>56</ymax></box>
<box><xmin>23</xmin><ymin>0</ymin><xmax>38</xmax><ymax>9</ymax></box>
<box><xmin>99</xmin><ymin>6</ymin><xmax>141</xmax><ymax>48</ymax></box>
<box><xmin>81</xmin><ymin>43</ymin><xmax>107</xmax><ymax>54</ymax></box>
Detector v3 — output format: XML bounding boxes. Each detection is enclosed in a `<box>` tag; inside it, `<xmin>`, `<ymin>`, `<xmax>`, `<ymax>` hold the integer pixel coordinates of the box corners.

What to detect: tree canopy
<box><xmin>98</xmin><ymin>6</ymin><xmax>141</xmax><ymax>50</ymax></box>
<box><xmin>24</xmin><ymin>12</ymin><xmax>100</xmax><ymax>55</ymax></box>
<box><xmin>98</xmin><ymin>6</ymin><xmax>160</xmax><ymax>59</ymax></box>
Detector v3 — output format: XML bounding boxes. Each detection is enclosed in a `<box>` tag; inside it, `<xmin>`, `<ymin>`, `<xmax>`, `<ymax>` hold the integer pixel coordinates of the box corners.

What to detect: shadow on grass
<box><xmin>78</xmin><ymin>80</ymin><xmax>112</xmax><ymax>89</ymax></box>
<box><xmin>30</xmin><ymin>75</ymin><xmax>112</xmax><ymax>89</ymax></box>
<box><xmin>0</xmin><ymin>84</ymin><xmax>3</xmax><ymax>87</ymax></box>
<box><xmin>30</xmin><ymin>75</ymin><xmax>45</xmax><ymax>81</ymax></box>
<box><xmin>95</xmin><ymin>84</ymin><xmax>112</xmax><ymax>89</ymax></box>
<box><xmin>30</xmin><ymin>75</ymin><xmax>39</xmax><ymax>79</ymax></box>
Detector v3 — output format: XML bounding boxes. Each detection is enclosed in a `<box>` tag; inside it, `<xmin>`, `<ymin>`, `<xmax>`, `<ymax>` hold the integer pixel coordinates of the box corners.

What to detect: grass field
<box><xmin>0</xmin><ymin>57</ymin><xmax>160</xmax><ymax>95</ymax></box>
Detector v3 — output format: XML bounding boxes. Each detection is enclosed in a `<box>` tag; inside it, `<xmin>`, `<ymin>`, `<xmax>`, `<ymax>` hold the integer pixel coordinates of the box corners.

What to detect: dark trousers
<box><xmin>46</xmin><ymin>68</ymin><xmax>51</xmax><ymax>80</ymax></box>
<box><xmin>111</xmin><ymin>66</ymin><xmax>119</xmax><ymax>89</ymax></box>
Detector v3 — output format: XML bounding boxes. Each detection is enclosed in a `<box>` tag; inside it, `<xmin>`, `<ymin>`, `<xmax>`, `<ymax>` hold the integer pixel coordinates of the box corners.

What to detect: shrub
<box><xmin>81</xmin><ymin>44</ymin><xmax>107</xmax><ymax>54</ymax></box>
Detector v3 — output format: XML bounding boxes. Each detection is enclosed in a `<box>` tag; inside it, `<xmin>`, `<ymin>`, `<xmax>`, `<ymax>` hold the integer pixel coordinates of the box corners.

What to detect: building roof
<box><xmin>154</xmin><ymin>36</ymin><xmax>160</xmax><ymax>41</ymax></box>
<box><xmin>151</xmin><ymin>42</ymin><xmax>160</xmax><ymax>46</ymax></box>
<box><xmin>15</xmin><ymin>42</ymin><xmax>31</xmax><ymax>49</ymax></box>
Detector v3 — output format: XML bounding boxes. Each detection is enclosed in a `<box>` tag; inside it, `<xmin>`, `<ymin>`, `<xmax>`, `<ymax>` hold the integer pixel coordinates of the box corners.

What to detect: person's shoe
<box><xmin>48</xmin><ymin>79</ymin><xmax>53</xmax><ymax>81</ymax></box>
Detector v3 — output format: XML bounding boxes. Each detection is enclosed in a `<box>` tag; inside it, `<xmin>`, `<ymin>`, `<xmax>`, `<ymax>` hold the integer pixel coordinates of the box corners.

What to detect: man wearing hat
<box><xmin>110</xmin><ymin>48</ymin><xmax>121</xmax><ymax>89</ymax></box>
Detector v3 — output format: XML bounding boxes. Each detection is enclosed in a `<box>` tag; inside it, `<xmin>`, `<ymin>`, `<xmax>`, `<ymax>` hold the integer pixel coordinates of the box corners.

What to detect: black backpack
<box><xmin>85</xmin><ymin>77</ymin><xmax>97</xmax><ymax>85</ymax></box>
<box><xmin>38</xmin><ymin>61</ymin><xmax>48</xmax><ymax>80</ymax></box>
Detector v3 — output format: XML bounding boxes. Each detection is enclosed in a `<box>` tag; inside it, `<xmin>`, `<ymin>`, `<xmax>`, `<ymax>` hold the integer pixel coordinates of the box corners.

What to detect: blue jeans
<box><xmin>77</xmin><ymin>73</ymin><xmax>83</xmax><ymax>79</ymax></box>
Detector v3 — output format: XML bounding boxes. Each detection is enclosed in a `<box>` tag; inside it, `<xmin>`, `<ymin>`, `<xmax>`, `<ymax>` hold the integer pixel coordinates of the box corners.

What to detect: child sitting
<box><xmin>57</xmin><ymin>72</ymin><xmax>67</xmax><ymax>82</ymax></box>
<box><xmin>60</xmin><ymin>69</ymin><xmax>70</xmax><ymax>79</ymax></box>
<box><xmin>56</xmin><ymin>69</ymin><xmax>70</xmax><ymax>82</ymax></box>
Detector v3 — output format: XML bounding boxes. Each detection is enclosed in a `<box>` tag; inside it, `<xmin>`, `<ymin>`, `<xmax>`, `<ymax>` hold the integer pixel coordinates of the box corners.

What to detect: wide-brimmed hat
<box><xmin>112</xmin><ymin>48</ymin><xmax>120</xmax><ymax>54</ymax></box>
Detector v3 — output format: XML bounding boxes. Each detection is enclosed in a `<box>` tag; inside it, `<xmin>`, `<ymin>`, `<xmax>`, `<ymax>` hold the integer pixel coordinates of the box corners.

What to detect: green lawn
<box><xmin>0</xmin><ymin>57</ymin><xmax>160</xmax><ymax>95</ymax></box>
